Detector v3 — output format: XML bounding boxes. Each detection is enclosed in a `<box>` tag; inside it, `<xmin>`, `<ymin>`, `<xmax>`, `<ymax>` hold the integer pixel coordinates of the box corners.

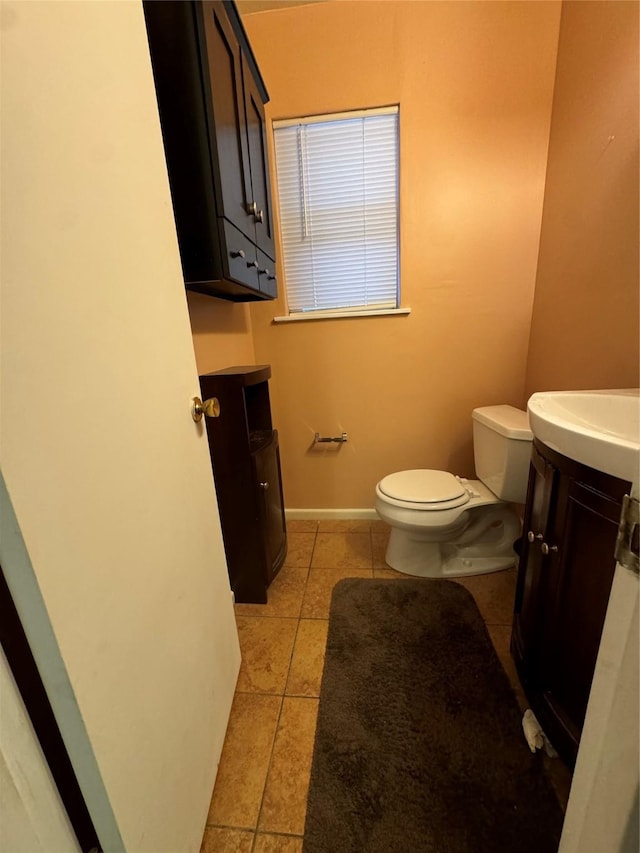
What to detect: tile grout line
<box><xmin>206</xmin><ymin>522</ymin><xmax>521</xmax><ymax>850</ymax></box>
<box><xmin>250</xmin><ymin>524</ymin><xmax>317</xmax><ymax>851</ymax></box>
<box><xmin>211</xmin><ymin>526</ymin><xmax>318</xmax><ymax>851</ymax></box>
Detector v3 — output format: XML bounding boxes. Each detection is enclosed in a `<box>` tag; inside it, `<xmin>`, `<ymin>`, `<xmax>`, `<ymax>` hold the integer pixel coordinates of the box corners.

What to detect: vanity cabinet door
<box><xmin>512</xmin><ymin>439</ymin><xmax>629</xmax><ymax>767</ymax></box>
<box><xmin>512</xmin><ymin>444</ymin><xmax>557</xmax><ymax>677</ymax></box>
<box><xmin>537</xmin><ymin>477</ymin><xmax>621</xmax><ymax>752</ymax></box>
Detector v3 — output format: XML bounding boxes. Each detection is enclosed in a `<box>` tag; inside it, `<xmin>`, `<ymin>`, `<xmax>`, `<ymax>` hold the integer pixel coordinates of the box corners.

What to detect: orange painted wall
<box><xmin>524</xmin><ymin>1</ymin><xmax>640</xmax><ymax>397</ymax></box>
<box><xmin>244</xmin><ymin>0</ymin><xmax>561</xmax><ymax>508</ymax></box>
<box><xmin>187</xmin><ymin>293</ymin><xmax>256</xmax><ymax>375</ymax></box>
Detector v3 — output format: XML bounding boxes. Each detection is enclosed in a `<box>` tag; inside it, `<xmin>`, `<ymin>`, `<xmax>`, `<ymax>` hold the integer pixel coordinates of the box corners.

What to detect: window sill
<box><xmin>272</xmin><ymin>307</ymin><xmax>411</xmax><ymax>324</ymax></box>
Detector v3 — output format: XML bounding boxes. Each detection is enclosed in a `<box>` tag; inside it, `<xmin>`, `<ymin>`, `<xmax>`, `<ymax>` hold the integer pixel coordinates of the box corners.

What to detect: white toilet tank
<box><xmin>472</xmin><ymin>405</ymin><xmax>533</xmax><ymax>503</ymax></box>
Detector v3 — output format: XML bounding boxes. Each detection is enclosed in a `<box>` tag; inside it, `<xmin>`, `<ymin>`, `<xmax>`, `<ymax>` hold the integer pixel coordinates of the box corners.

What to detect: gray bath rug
<box><xmin>303</xmin><ymin>578</ymin><xmax>564</xmax><ymax>853</ymax></box>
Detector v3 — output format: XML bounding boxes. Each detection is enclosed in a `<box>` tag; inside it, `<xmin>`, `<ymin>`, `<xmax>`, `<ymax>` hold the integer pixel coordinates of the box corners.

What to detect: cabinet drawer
<box><xmin>219</xmin><ymin>219</ymin><xmax>259</xmax><ymax>290</ymax></box>
<box><xmin>256</xmin><ymin>249</ymin><xmax>277</xmax><ymax>298</ymax></box>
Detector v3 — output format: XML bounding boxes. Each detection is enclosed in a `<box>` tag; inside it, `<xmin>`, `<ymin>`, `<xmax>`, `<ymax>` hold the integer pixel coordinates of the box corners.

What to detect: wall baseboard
<box><xmin>285</xmin><ymin>508</ymin><xmax>378</xmax><ymax>521</ymax></box>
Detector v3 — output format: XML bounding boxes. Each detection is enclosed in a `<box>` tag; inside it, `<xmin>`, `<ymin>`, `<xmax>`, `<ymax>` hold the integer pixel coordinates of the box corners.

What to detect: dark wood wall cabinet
<box><xmin>511</xmin><ymin>439</ymin><xmax>631</xmax><ymax>767</ymax></box>
<box><xmin>200</xmin><ymin>365</ymin><xmax>287</xmax><ymax>603</ymax></box>
<box><xmin>144</xmin><ymin>0</ymin><xmax>277</xmax><ymax>302</ymax></box>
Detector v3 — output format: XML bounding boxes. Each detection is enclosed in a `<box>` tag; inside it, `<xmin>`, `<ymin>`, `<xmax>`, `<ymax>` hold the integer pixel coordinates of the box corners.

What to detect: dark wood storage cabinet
<box><xmin>511</xmin><ymin>439</ymin><xmax>630</xmax><ymax>767</ymax></box>
<box><xmin>143</xmin><ymin>0</ymin><xmax>277</xmax><ymax>301</ymax></box>
<box><xmin>200</xmin><ymin>365</ymin><xmax>287</xmax><ymax>603</ymax></box>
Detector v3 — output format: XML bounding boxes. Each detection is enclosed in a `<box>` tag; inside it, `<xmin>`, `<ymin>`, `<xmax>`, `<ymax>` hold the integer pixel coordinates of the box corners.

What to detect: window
<box><xmin>272</xmin><ymin>106</ymin><xmax>399</xmax><ymax>317</ymax></box>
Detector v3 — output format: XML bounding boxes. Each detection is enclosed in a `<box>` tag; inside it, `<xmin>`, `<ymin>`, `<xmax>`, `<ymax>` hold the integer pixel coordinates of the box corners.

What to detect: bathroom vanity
<box><xmin>511</xmin><ymin>391</ymin><xmax>636</xmax><ymax>768</ymax></box>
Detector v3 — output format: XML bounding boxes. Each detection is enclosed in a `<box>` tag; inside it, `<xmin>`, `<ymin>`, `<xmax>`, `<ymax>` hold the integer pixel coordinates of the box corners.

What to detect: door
<box><xmin>512</xmin><ymin>444</ymin><xmax>557</xmax><ymax>677</ymax></box>
<box><xmin>200</xmin><ymin>0</ymin><xmax>255</xmax><ymax>242</ymax></box>
<box><xmin>242</xmin><ymin>54</ymin><xmax>276</xmax><ymax>260</ymax></box>
<box><xmin>1</xmin><ymin>646</ymin><xmax>80</xmax><ymax>853</ymax></box>
<box><xmin>1</xmin><ymin>3</ymin><xmax>240</xmax><ymax>852</ymax></box>
<box><xmin>252</xmin><ymin>432</ymin><xmax>287</xmax><ymax>583</ymax></box>
<box><xmin>540</xmin><ymin>476</ymin><xmax>621</xmax><ymax>755</ymax></box>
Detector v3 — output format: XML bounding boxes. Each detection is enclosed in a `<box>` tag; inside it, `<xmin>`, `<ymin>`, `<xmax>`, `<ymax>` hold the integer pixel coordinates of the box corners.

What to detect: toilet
<box><xmin>375</xmin><ymin>405</ymin><xmax>533</xmax><ymax>578</ymax></box>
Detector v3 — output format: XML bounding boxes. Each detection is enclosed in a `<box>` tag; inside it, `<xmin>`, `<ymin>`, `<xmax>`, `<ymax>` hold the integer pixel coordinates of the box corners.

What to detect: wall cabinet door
<box><xmin>200</xmin><ymin>1</ymin><xmax>254</xmax><ymax>242</ymax></box>
<box><xmin>200</xmin><ymin>2</ymin><xmax>275</xmax><ymax>263</ymax></box>
<box><xmin>242</xmin><ymin>54</ymin><xmax>276</xmax><ymax>261</ymax></box>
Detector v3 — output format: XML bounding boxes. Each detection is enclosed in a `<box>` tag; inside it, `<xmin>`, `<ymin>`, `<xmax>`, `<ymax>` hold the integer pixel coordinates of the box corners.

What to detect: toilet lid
<box><xmin>379</xmin><ymin>470</ymin><xmax>468</xmax><ymax>504</ymax></box>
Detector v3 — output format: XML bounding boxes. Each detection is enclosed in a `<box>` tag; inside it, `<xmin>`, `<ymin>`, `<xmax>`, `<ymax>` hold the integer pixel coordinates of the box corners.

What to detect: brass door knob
<box><xmin>192</xmin><ymin>396</ymin><xmax>221</xmax><ymax>422</ymax></box>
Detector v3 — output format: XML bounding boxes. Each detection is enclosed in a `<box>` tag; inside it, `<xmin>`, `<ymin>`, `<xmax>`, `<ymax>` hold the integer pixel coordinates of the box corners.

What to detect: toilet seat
<box><xmin>378</xmin><ymin>469</ymin><xmax>472</xmax><ymax>511</ymax></box>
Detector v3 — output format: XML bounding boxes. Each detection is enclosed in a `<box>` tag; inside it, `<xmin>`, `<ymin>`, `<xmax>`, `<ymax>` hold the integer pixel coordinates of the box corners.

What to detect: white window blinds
<box><xmin>273</xmin><ymin>107</ymin><xmax>399</xmax><ymax>314</ymax></box>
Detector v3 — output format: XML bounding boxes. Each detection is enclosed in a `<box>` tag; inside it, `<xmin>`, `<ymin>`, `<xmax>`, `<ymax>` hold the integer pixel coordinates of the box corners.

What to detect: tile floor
<box><xmin>200</xmin><ymin>519</ymin><xmax>571</xmax><ymax>853</ymax></box>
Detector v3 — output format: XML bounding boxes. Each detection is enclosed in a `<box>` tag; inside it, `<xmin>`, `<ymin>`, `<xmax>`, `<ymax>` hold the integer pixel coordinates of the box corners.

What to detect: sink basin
<box><xmin>527</xmin><ymin>389</ymin><xmax>640</xmax><ymax>482</ymax></box>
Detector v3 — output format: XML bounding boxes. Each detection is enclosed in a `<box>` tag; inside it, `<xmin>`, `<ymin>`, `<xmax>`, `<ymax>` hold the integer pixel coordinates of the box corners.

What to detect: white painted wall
<box><xmin>0</xmin><ymin>648</ymin><xmax>80</xmax><ymax>853</ymax></box>
<box><xmin>0</xmin><ymin>1</ymin><xmax>240</xmax><ymax>850</ymax></box>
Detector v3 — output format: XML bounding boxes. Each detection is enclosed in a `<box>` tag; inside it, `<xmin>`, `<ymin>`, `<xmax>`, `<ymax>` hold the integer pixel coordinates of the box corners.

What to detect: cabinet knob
<box><xmin>230</xmin><ymin>249</ymin><xmax>245</xmax><ymax>259</ymax></box>
<box><xmin>541</xmin><ymin>542</ymin><xmax>558</xmax><ymax>556</ymax></box>
<box><xmin>527</xmin><ymin>531</ymin><xmax>543</xmax><ymax>543</ymax></box>
<box><xmin>191</xmin><ymin>396</ymin><xmax>221</xmax><ymax>422</ymax></box>
<box><xmin>258</xmin><ymin>268</ymin><xmax>269</xmax><ymax>277</ymax></box>
<box><xmin>246</xmin><ymin>260</ymin><xmax>259</xmax><ymax>269</ymax></box>
<box><xmin>247</xmin><ymin>201</ymin><xmax>264</xmax><ymax>224</ymax></box>
<box><xmin>259</xmin><ymin>481</ymin><xmax>269</xmax><ymax>491</ymax></box>
<box><xmin>267</xmin><ymin>274</ymin><xmax>276</xmax><ymax>282</ymax></box>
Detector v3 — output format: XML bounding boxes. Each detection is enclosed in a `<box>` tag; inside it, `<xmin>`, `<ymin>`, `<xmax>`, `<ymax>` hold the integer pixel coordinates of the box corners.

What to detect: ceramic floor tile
<box><xmin>254</xmin><ymin>833</ymin><xmax>304</xmax><ymax>853</ymax></box>
<box><xmin>487</xmin><ymin>621</ymin><xmax>571</xmax><ymax>811</ymax></box>
<box><xmin>286</xmin><ymin>519</ymin><xmax>318</xmax><ymax>533</ymax></box>
<box><xmin>207</xmin><ymin>693</ymin><xmax>281</xmax><ymax>830</ymax></box>
<box><xmin>259</xmin><ymin>697</ymin><xmax>319</xmax><ymax>836</ymax></box>
<box><xmin>234</xmin><ymin>567</ymin><xmax>308</xmax><ymax>619</ymax></box>
<box><xmin>311</xmin><ymin>532</ymin><xmax>372</xmax><ymax>569</ymax></box>
<box><xmin>372</xmin><ymin>531</ymin><xmax>391</xmax><ymax>568</ymax></box>
<box><xmin>454</xmin><ymin>568</ymin><xmax>517</xmax><ymax>625</ymax></box>
<box><xmin>373</xmin><ymin>566</ymin><xmax>414</xmax><ymax>579</ymax></box>
<box><xmin>301</xmin><ymin>568</ymin><xmax>373</xmax><ymax>619</ymax></box>
<box><xmin>200</xmin><ymin>827</ymin><xmax>254</xmax><ymax>853</ymax></box>
<box><xmin>235</xmin><ymin>616</ymin><xmax>298</xmax><ymax>694</ymax></box>
<box><xmin>283</xmin><ymin>532</ymin><xmax>317</xmax><ymax>568</ymax></box>
<box><xmin>317</xmin><ymin>519</ymin><xmax>371</xmax><ymax>533</ymax></box>
<box><xmin>286</xmin><ymin>619</ymin><xmax>328</xmax><ymax>697</ymax></box>
<box><xmin>370</xmin><ymin>518</ymin><xmax>390</xmax><ymax>533</ymax></box>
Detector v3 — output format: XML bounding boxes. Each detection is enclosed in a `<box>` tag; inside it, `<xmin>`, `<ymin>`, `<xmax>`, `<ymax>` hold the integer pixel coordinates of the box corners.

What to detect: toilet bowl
<box><xmin>375</xmin><ymin>406</ymin><xmax>532</xmax><ymax>578</ymax></box>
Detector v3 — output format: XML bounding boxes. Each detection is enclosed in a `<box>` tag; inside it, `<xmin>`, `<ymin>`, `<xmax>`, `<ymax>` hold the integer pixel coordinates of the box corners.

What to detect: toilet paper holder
<box><xmin>314</xmin><ymin>431</ymin><xmax>348</xmax><ymax>444</ymax></box>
